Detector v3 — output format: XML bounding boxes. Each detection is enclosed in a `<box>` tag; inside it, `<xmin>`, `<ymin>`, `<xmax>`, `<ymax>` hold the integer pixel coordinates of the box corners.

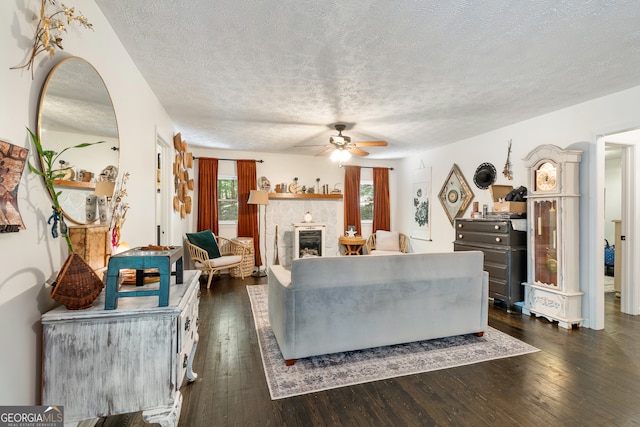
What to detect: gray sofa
<box><xmin>268</xmin><ymin>251</ymin><xmax>488</xmax><ymax>365</ymax></box>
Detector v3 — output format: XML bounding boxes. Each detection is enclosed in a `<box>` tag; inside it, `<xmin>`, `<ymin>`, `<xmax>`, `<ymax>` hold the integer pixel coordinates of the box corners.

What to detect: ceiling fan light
<box><xmin>331</xmin><ymin>148</ymin><xmax>351</xmax><ymax>162</ymax></box>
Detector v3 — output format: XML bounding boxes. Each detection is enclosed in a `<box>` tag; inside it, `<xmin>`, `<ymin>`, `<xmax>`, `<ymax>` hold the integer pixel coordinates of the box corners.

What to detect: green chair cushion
<box><xmin>186</xmin><ymin>230</ymin><xmax>221</xmax><ymax>259</ymax></box>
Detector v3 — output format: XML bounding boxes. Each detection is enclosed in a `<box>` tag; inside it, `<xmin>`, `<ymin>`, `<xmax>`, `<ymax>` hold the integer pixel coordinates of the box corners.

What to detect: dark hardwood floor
<box><xmin>98</xmin><ymin>276</ymin><xmax>640</xmax><ymax>427</ymax></box>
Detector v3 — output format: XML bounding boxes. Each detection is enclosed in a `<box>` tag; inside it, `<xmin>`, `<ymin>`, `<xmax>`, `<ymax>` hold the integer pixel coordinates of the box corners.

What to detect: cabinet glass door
<box><xmin>533</xmin><ymin>200</ymin><xmax>558</xmax><ymax>286</ymax></box>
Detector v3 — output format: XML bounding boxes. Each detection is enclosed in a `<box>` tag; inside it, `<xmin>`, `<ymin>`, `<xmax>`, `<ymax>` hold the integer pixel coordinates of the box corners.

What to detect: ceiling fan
<box><xmin>316</xmin><ymin>124</ymin><xmax>387</xmax><ymax>158</ymax></box>
<box><xmin>296</xmin><ymin>124</ymin><xmax>387</xmax><ymax>161</ymax></box>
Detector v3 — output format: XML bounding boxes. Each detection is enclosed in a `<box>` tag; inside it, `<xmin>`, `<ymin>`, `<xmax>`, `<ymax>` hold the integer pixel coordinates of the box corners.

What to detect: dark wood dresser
<box><xmin>453</xmin><ymin>218</ymin><xmax>527</xmax><ymax>311</ymax></box>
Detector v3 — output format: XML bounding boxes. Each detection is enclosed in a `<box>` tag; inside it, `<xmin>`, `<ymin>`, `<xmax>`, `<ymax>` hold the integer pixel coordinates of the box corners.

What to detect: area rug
<box><xmin>247</xmin><ymin>285</ymin><xmax>539</xmax><ymax>400</ymax></box>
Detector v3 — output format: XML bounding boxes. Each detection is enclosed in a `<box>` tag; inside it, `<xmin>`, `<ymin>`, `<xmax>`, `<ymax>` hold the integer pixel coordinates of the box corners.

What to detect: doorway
<box><xmin>599</xmin><ymin>130</ymin><xmax>639</xmax><ymax>320</ymax></box>
<box><xmin>604</xmin><ymin>144</ymin><xmax>622</xmax><ymax>298</ymax></box>
<box><xmin>156</xmin><ymin>133</ymin><xmax>172</xmax><ymax>245</ymax></box>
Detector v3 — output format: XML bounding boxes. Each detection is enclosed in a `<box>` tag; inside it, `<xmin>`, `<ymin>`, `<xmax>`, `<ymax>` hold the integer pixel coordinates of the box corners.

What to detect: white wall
<box><xmin>187</xmin><ymin>147</ymin><xmax>399</xmax><ymax>246</ymax></box>
<box><xmin>397</xmin><ymin>85</ymin><xmax>640</xmax><ymax>329</ymax></box>
<box><xmin>1</xmin><ymin>1</ymin><xmax>176</xmax><ymax>405</ymax></box>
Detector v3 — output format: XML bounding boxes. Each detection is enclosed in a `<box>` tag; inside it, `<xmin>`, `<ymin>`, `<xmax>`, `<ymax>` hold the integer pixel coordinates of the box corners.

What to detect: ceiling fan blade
<box><xmin>354</xmin><ymin>141</ymin><xmax>387</xmax><ymax>147</ymax></box>
<box><xmin>349</xmin><ymin>147</ymin><xmax>370</xmax><ymax>156</ymax></box>
<box><xmin>315</xmin><ymin>147</ymin><xmax>335</xmax><ymax>156</ymax></box>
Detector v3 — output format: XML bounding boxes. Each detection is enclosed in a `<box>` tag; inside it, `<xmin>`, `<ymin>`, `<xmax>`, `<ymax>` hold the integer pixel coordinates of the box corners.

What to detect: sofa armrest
<box><xmin>268</xmin><ymin>265</ymin><xmax>294</xmax><ymax>357</ymax></box>
<box><xmin>268</xmin><ymin>265</ymin><xmax>292</xmax><ymax>288</ymax></box>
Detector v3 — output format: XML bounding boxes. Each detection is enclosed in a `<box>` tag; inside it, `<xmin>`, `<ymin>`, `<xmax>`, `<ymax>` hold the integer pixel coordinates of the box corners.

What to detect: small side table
<box><xmin>105</xmin><ymin>246</ymin><xmax>184</xmax><ymax>310</ymax></box>
<box><xmin>339</xmin><ymin>236</ymin><xmax>366</xmax><ymax>256</ymax></box>
<box><xmin>230</xmin><ymin>237</ymin><xmax>255</xmax><ymax>278</ymax></box>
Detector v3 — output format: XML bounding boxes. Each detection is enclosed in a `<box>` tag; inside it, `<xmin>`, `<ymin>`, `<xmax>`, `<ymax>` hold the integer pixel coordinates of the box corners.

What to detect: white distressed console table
<box><xmin>41</xmin><ymin>270</ymin><xmax>201</xmax><ymax>427</ymax></box>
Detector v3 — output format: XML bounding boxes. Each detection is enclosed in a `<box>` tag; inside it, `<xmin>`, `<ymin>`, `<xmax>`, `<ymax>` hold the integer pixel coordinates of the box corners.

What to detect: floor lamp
<box><xmin>248</xmin><ymin>190</ymin><xmax>269</xmax><ymax>277</ymax></box>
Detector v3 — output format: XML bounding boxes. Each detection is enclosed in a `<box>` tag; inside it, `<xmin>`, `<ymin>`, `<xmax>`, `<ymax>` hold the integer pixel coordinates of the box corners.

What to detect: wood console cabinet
<box><xmin>454</xmin><ymin>218</ymin><xmax>527</xmax><ymax>310</ymax></box>
<box><xmin>41</xmin><ymin>270</ymin><xmax>201</xmax><ymax>427</ymax></box>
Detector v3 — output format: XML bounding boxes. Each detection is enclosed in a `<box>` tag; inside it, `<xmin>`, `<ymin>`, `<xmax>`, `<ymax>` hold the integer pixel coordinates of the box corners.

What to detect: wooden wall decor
<box><xmin>173</xmin><ymin>133</ymin><xmax>194</xmax><ymax>219</ymax></box>
<box><xmin>438</xmin><ymin>163</ymin><xmax>474</xmax><ymax>225</ymax></box>
<box><xmin>0</xmin><ymin>140</ymin><xmax>28</xmax><ymax>232</ymax></box>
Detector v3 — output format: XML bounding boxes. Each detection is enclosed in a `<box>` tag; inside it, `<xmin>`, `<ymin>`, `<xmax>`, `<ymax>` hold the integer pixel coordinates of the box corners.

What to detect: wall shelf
<box><xmin>268</xmin><ymin>193</ymin><xmax>342</xmax><ymax>200</ymax></box>
<box><xmin>53</xmin><ymin>179</ymin><xmax>96</xmax><ymax>190</ymax></box>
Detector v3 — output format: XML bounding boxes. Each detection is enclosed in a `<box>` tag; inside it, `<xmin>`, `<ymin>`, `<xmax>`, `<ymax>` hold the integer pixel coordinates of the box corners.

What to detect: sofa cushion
<box><xmin>186</xmin><ymin>230</ymin><xmax>221</xmax><ymax>259</ymax></box>
<box><xmin>200</xmin><ymin>255</ymin><xmax>242</xmax><ymax>268</ymax></box>
<box><xmin>369</xmin><ymin>249</ymin><xmax>403</xmax><ymax>256</ymax></box>
<box><xmin>376</xmin><ymin>230</ymin><xmax>400</xmax><ymax>251</ymax></box>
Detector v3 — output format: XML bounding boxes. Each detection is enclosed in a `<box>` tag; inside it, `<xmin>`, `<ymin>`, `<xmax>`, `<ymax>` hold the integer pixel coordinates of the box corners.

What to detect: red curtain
<box><xmin>196</xmin><ymin>158</ymin><xmax>219</xmax><ymax>235</ymax></box>
<box><xmin>236</xmin><ymin>160</ymin><xmax>260</xmax><ymax>266</ymax></box>
<box><xmin>343</xmin><ymin>166</ymin><xmax>362</xmax><ymax>235</ymax></box>
<box><xmin>372</xmin><ymin>167</ymin><xmax>390</xmax><ymax>232</ymax></box>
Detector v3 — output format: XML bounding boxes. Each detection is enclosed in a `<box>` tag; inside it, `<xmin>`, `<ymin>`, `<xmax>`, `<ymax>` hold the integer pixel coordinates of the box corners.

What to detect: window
<box><xmin>218</xmin><ymin>177</ymin><xmax>238</xmax><ymax>223</ymax></box>
<box><xmin>360</xmin><ymin>182</ymin><xmax>373</xmax><ymax>222</ymax></box>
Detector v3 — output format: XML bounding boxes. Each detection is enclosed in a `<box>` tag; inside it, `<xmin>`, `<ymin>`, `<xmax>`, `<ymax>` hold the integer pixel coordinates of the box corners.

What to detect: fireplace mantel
<box><xmin>268</xmin><ymin>193</ymin><xmax>342</xmax><ymax>200</ymax></box>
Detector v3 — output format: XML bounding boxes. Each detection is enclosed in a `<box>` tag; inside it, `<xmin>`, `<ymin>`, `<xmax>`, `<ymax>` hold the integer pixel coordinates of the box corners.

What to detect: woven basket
<box><xmin>50</xmin><ymin>253</ymin><xmax>105</xmax><ymax>310</ymax></box>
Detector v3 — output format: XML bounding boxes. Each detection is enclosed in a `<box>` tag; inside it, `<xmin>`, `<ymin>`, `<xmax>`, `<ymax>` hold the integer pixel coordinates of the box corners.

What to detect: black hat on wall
<box><xmin>473</xmin><ymin>162</ymin><xmax>496</xmax><ymax>189</ymax></box>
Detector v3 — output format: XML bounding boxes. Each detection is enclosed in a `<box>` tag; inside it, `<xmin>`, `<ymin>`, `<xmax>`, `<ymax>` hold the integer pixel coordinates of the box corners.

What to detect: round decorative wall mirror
<box><xmin>37</xmin><ymin>56</ymin><xmax>120</xmax><ymax>224</ymax></box>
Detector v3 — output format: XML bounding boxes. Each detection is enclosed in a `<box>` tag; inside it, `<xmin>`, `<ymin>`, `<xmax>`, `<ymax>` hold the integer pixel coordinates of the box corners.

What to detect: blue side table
<box><xmin>105</xmin><ymin>246</ymin><xmax>184</xmax><ymax>310</ymax></box>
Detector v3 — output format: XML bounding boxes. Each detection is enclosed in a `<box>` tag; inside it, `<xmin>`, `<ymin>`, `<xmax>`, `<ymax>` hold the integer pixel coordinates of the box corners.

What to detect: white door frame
<box><xmin>156</xmin><ymin>132</ymin><xmax>172</xmax><ymax>246</ymax></box>
<box><xmin>619</xmin><ymin>144</ymin><xmax>638</xmax><ymax>314</ymax></box>
<box><xmin>597</xmin><ymin>131</ymin><xmax>639</xmax><ymax>320</ymax></box>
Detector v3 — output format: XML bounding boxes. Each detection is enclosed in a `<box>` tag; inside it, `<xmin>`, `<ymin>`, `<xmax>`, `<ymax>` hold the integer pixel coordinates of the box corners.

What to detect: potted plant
<box><xmin>27</xmin><ymin>127</ymin><xmax>107</xmax><ymax>309</ymax></box>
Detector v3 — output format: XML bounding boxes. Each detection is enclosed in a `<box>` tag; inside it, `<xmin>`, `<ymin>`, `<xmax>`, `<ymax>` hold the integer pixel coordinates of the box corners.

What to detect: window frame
<box><xmin>217</xmin><ymin>175</ymin><xmax>238</xmax><ymax>224</ymax></box>
<box><xmin>360</xmin><ymin>181</ymin><xmax>374</xmax><ymax>223</ymax></box>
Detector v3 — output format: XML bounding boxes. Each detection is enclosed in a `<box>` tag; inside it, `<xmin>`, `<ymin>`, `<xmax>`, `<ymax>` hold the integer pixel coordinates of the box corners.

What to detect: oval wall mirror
<box><xmin>37</xmin><ymin>56</ymin><xmax>119</xmax><ymax>225</ymax></box>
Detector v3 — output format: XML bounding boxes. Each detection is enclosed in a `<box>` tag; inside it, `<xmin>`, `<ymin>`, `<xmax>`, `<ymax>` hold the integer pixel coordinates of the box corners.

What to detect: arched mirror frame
<box><xmin>37</xmin><ymin>56</ymin><xmax>120</xmax><ymax>225</ymax></box>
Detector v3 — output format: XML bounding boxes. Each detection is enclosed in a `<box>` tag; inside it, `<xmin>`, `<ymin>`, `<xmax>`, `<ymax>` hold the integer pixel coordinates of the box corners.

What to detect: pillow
<box><xmin>376</xmin><ymin>230</ymin><xmax>400</xmax><ymax>252</ymax></box>
<box><xmin>186</xmin><ymin>230</ymin><xmax>221</xmax><ymax>259</ymax></box>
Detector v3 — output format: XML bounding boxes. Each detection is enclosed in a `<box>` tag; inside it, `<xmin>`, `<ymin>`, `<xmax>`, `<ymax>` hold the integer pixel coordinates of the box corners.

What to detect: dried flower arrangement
<box><xmin>109</xmin><ymin>172</ymin><xmax>130</xmax><ymax>250</ymax></box>
<box><xmin>12</xmin><ymin>0</ymin><xmax>93</xmax><ymax>78</ymax></box>
<box><xmin>503</xmin><ymin>139</ymin><xmax>513</xmax><ymax>181</ymax></box>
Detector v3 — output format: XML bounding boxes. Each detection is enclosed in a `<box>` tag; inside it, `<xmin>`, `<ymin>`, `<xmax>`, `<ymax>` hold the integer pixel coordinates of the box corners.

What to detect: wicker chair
<box><xmin>186</xmin><ymin>236</ymin><xmax>249</xmax><ymax>288</ymax></box>
<box><xmin>365</xmin><ymin>231</ymin><xmax>410</xmax><ymax>255</ymax></box>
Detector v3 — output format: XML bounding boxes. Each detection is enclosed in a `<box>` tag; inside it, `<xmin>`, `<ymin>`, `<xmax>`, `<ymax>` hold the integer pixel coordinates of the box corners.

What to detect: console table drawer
<box><xmin>456</xmin><ymin>220</ymin><xmax>509</xmax><ymax>234</ymax></box>
<box><xmin>178</xmin><ymin>288</ymin><xmax>199</xmax><ymax>351</ymax></box>
<box><xmin>489</xmin><ymin>278</ymin><xmax>508</xmax><ymax>298</ymax></box>
<box><xmin>177</xmin><ymin>288</ymin><xmax>199</xmax><ymax>386</ymax></box>
<box><xmin>485</xmin><ymin>262</ymin><xmax>508</xmax><ymax>281</ymax></box>
<box><xmin>455</xmin><ymin>230</ymin><xmax>513</xmax><ymax>246</ymax></box>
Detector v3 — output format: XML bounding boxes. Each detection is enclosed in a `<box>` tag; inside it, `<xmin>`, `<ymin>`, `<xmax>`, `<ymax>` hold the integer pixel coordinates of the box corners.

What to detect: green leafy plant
<box><xmin>26</xmin><ymin>127</ymin><xmax>104</xmax><ymax>253</ymax></box>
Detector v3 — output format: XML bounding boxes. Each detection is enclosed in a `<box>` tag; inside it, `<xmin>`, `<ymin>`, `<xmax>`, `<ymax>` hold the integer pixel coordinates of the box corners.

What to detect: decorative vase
<box><xmin>50</xmin><ymin>253</ymin><xmax>105</xmax><ymax>310</ymax></box>
<box><xmin>304</xmin><ymin>212</ymin><xmax>313</xmax><ymax>223</ymax></box>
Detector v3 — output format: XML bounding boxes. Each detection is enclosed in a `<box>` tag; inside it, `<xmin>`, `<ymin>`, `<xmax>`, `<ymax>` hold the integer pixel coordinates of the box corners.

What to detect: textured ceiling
<box><xmin>95</xmin><ymin>0</ymin><xmax>640</xmax><ymax>159</ymax></box>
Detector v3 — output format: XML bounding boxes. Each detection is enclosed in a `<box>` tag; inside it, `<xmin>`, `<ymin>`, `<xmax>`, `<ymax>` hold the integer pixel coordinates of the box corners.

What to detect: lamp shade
<box><xmin>95</xmin><ymin>181</ymin><xmax>116</xmax><ymax>197</ymax></box>
<box><xmin>247</xmin><ymin>190</ymin><xmax>269</xmax><ymax>205</ymax></box>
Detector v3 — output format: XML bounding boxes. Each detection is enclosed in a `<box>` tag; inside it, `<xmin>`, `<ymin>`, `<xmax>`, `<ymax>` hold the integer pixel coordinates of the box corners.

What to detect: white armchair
<box><xmin>185</xmin><ymin>230</ymin><xmax>248</xmax><ymax>288</ymax></box>
<box><xmin>365</xmin><ymin>230</ymin><xmax>410</xmax><ymax>255</ymax></box>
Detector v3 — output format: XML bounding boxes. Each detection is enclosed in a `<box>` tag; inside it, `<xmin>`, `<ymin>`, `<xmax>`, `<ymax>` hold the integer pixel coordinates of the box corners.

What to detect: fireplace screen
<box><xmin>293</xmin><ymin>224</ymin><xmax>326</xmax><ymax>259</ymax></box>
